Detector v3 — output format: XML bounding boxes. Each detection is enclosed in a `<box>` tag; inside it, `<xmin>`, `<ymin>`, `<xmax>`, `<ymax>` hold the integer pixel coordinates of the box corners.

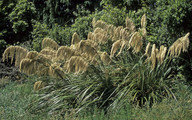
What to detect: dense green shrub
<box><xmin>0</xmin><ymin>39</ymin><xmax>6</xmax><ymax>57</ymax></box>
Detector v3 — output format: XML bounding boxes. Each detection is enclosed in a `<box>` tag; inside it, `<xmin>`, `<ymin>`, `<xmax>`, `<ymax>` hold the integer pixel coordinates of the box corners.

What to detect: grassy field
<box><xmin>0</xmin><ymin>80</ymin><xmax>53</xmax><ymax>120</ymax></box>
<box><xmin>1</xmin><ymin>79</ymin><xmax>192</xmax><ymax>120</ymax></box>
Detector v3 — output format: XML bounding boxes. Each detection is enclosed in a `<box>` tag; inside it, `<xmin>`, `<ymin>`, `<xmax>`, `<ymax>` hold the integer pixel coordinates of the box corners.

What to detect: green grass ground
<box><xmin>0</xmin><ymin>81</ymin><xmax>52</xmax><ymax>120</ymax></box>
<box><xmin>0</xmin><ymin>80</ymin><xmax>192</xmax><ymax>120</ymax></box>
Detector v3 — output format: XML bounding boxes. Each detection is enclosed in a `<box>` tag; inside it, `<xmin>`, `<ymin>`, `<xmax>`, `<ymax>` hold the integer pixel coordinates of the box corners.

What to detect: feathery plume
<box><xmin>42</xmin><ymin>38</ymin><xmax>59</xmax><ymax>50</ymax></box>
<box><xmin>34</xmin><ymin>81</ymin><xmax>45</xmax><ymax>91</ymax></box>
<box><xmin>88</xmin><ymin>32</ymin><xmax>93</xmax><ymax>40</ymax></box>
<box><xmin>141</xmin><ymin>14</ymin><xmax>147</xmax><ymax>28</ymax></box>
<box><xmin>125</xmin><ymin>16</ymin><xmax>135</xmax><ymax>33</ymax></box>
<box><xmin>129</xmin><ymin>32</ymin><xmax>143</xmax><ymax>53</ymax></box>
<box><xmin>151</xmin><ymin>44</ymin><xmax>157</xmax><ymax>69</ymax></box>
<box><xmin>2</xmin><ymin>46</ymin><xmax>28</xmax><ymax>67</ymax></box>
<box><xmin>49</xmin><ymin>63</ymin><xmax>65</xmax><ymax>79</ymax></box>
<box><xmin>168</xmin><ymin>32</ymin><xmax>190</xmax><ymax>57</ymax></box>
<box><xmin>40</xmin><ymin>48</ymin><xmax>56</xmax><ymax>58</ymax></box>
<box><xmin>78</xmin><ymin>40</ymin><xmax>98</xmax><ymax>61</ymax></box>
<box><xmin>100</xmin><ymin>52</ymin><xmax>111</xmax><ymax>65</ymax></box>
<box><xmin>71</xmin><ymin>32</ymin><xmax>81</xmax><ymax>45</ymax></box>
<box><xmin>92</xmin><ymin>17</ymin><xmax>96</xmax><ymax>28</ymax></box>
<box><xmin>56</xmin><ymin>46</ymin><xmax>78</xmax><ymax>61</ymax></box>
<box><xmin>145</xmin><ymin>42</ymin><xmax>151</xmax><ymax>57</ymax></box>
<box><xmin>64</xmin><ymin>56</ymin><xmax>88</xmax><ymax>73</ymax></box>
<box><xmin>158</xmin><ymin>45</ymin><xmax>167</xmax><ymax>64</ymax></box>
<box><xmin>110</xmin><ymin>40</ymin><xmax>123</xmax><ymax>58</ymax></box>
<box><xmin>26</xmin><ymin>51</ymin><xmax>39</xmax><ymax>59</ymax></box>
<box><xmin>107</xmin><ymin>24</ymin><xmax>115</xmax><ymax>39</ymax></box>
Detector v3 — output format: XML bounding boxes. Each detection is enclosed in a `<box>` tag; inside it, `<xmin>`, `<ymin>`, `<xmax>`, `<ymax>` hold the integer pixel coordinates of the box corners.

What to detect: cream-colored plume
<box><xmin>107</xmin><ymin>24</ymin><xmax>116</xmax><ymax>39</ymax></box>
<box><xmin>129</xmin><ymin>32</ymin><xmax>143</xmax><ymax>53</ymax></box>
<box><xmin>110</xmin><ymin>40</ymin><xmax>123</xmax><ymax>58</ymax></box>
<box><xmin>71</xmin><ymin>32</ymin><xmax>81</xmax><ymax>45</ymax></box>
<box><xmin>145</xmin><ymin>42</ymin><xmax>151</xmax><ymax>57</ymax></box>
<box><xmin>20</xmin><ymin>53</ymin><xmax>51</xmax><ymax>76</ymax></box>
<box><xmin>56</xmin><ymin>46</ymin><xmax>78</xmax><ymax>61</ymax></box>
<box><xmin>49</xmin><ymin>63</ymin><xmax>65</xmax><ymax>79</ymax></box>
<box><xmin>100</xmin><ymin>52</ymin><xmax>112</xmax><ymax>65</ymax></box>
<box><xmin>26</xmin><ymin>51</ymin><xmax>39</xmax><ymax>59</ymax></box>
<box><xmin>151</xmin><ymin>44</ymin><xmax>157</xmax><ymax>69</ymax></box>
<box><xmin>168</xmin><ymin>32</ymin><xmax>190</xmax><ymax>57</ymax></box>
<box><xmin>112</xmin><ymin>26</ymin><xmax>123</xmax><ymax>42</ymax></box>
<box><xmin>78</xmin><ymin>40</ymin><xmax>98</xmax><ymax>61</ymax></box>
<box><xmin>125</xmin><ymin>16</ymin><xmax>135</xmax><ymax>33</ymax></box>
<box><xmin>141</xmin><ymin>14</ymin><xmax>147</xmax><ymax>28</ymax></box>
<box><xmin>88</xmin><ymin>32</ymin><xmax>94</xmax><ymax>40</ymax></box>
<box><xmin>42</xmin><ymin>38</ymin><xmax>59</xmax><ymax>50</ymax></box>
<box><xmin>34</xmin><ymin>81</ymin><xmax>45</xmax><ymax>91</ymax></box>
<box><xmin>92</xmin><ymin>17</ymin><xmax>96</xmax><ymax>28</ymax></box>
<box><xmin>2</xmin><ymin>46</ymin><xmax>28</xmax><ymax>67</ymax></box>
<box><xmin>64</xmin><ymin>56</ymin><xmax>88</xmax><ymax>73</ymax></box>
<box><xmin>158</xmin><ymin>45</ymin><xmax>167</xmax><ymax>64</ymax></box>
<box><xmin>93</xmin><ymin>32</ymin><xmax>108</xmax><ymax>45</ymax></box>
<box><xmin>93</xmin><ymin>20</ymin><xmax>107</xmax><ymax>30</ymax></box>
<box><xmin>40</xmin><ymin>48</ymin><xmax>56</xmax><ymax>58</ymax></box>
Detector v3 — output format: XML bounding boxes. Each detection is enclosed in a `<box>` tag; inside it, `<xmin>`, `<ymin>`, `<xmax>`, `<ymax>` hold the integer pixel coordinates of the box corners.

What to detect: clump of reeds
<box><xmin>2</xmin><ymin>46</ymin><xmax>28</xmax><ymax>67</ymax></box>
<box><xmin>42</xmin><ymin>38</ymin><xmax>59</xmax><ymax>50</ymax></box>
